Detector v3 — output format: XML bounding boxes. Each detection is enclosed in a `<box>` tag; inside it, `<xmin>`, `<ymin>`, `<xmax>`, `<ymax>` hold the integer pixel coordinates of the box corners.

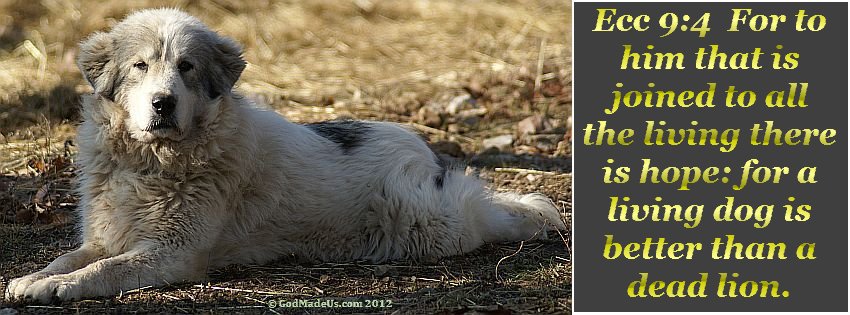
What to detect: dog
<box><xmin>5</xmin><ymin>8</ymin><xmax>566</xmax><ymax>304</ymax></box>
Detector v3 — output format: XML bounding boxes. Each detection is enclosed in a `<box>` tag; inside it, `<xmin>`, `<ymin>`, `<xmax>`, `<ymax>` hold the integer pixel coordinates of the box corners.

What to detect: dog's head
<box><xmin>77</xmin><ymin>8</ymin><xmax>246</xmax><ymax>143</ymax></box>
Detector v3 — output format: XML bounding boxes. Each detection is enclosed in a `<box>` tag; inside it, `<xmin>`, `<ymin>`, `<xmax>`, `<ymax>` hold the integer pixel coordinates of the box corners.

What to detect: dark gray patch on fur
<box><xmin>305</xmin><ymin>120</ymin><xmax>371</xmax><ymax>154</ymax></box>
<box><xmin>434</xmin><ymin>157</ymin><xmax>450</xmax><ymax>189</ymax></box>
<box><xmin>433</xmin><ymin>155</ymin><xmax>464</xmax><ymax>190</ymax></box>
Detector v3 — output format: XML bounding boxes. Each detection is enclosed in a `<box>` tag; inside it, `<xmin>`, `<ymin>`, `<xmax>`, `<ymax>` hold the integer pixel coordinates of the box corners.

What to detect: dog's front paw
<box><xmin>21</xmin><ymin>275</ymin><xmax>82</xmax><ymax>304</ymax></box>
<box><xmin>5</xmin><ymin>272</ymin><xmax>57</xmax><ymax>302</ymax></box>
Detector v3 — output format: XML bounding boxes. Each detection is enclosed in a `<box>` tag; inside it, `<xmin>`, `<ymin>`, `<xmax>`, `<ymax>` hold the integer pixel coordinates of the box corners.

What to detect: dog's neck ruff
<box><xmin>78</xmin><ymin>94</ymin><xmax>238</xmax><ymax>174</ymax></box>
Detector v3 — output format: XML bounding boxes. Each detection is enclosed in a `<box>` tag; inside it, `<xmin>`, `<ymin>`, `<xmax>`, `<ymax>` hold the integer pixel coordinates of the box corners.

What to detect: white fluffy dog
<box><xmin>5</xmin><ymin>8</ymin><xmax>565</xmax><ymax>303</ymax></box>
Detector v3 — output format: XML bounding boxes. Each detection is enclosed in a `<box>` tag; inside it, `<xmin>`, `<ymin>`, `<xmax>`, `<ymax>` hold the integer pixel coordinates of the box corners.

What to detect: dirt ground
<box><xmin>0</xmin><ymin>0</ymin><xmax>571</xmax><ymax>313</ymax></box>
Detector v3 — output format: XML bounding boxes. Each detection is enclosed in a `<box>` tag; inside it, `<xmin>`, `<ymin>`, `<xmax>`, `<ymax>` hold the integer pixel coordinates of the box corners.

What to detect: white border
<box><xmin>570</xmin><ymin>0</ymin><xmax>850</xmax><ymax>314</ymax></box>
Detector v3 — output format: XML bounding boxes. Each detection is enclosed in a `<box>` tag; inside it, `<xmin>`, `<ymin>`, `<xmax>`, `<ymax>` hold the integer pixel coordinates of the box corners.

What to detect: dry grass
<box><xmin>0</xmin><ymin>0</ymin><xmax>570</xmax><ymax>136</ymax></box>
<box><xmin>0</xmin><ymin>0</ymin><xmax>570</xmax><ymax>313</ymax></box>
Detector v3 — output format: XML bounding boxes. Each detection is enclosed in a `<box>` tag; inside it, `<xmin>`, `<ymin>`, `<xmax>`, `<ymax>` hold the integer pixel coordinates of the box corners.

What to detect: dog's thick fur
<box><xmin>5</xmin><ymin>9</ymin><xmax>565</xmax><ymax>303</ymax></box>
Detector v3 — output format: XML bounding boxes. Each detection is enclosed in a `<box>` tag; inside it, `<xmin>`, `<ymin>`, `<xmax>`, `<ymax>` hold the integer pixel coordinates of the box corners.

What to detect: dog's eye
<box><xmin>134</xmin><ymin>61</ymin><xmax>148</xmax><ymax>71</ymax></box>
<box><xmin>178</xmin><ymin>61</ymin><xmax>194</xmax><ymax>72</ymax></box>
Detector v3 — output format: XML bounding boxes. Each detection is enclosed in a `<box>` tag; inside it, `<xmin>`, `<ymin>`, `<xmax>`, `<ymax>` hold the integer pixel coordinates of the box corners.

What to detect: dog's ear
<box><xmin>206</xmin><ymin>36</ymin><xmax>246</xmax><ymax>99</ymax></box>
<box><xmin>77</xmin><ymin>32</ymin><xmax>120</xmax><ymax>101</ymax></box>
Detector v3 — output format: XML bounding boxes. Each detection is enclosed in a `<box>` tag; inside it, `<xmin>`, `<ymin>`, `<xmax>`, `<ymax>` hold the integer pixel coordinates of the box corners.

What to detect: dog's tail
<box><xmin>476</xmin><ymin>191</ymin><xmax>567</xmax><ymax>242</ymax></box>
<box><xmin>439</xmin><ymin>169</ymin><xmax>567</xmax><ymax>247</ymax></box>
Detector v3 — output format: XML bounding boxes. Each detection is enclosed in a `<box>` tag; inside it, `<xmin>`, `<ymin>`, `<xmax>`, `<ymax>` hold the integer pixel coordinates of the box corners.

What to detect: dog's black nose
<box><xmin>152</xmin><ymin>94</ymin><xmax>176</xmax><ymax>116</ymax></box>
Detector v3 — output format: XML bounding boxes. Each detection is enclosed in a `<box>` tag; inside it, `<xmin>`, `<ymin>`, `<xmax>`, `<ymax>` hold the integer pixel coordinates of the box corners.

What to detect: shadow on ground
<box><xmin>0</xmin><ymin>84</ymin><xmax>81</xmax><ymax>135</ymax></box>
<box><xmin>1</xmin><ymin>224</ymin><xmax>569</xmax><ymax>314</ymax></box>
